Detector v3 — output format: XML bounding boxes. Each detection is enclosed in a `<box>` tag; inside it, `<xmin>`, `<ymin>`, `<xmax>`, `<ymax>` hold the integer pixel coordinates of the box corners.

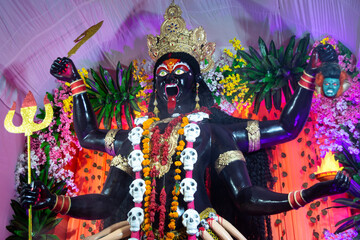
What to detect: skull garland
<box><xmin>134</xmin><ymin>116</ymin><xmax>148</xmax><ymax>126</ymax></box>
<box><xmin>127</xmin><ymin>207</ymin><xmax>144</xmax><ymax>232</ymax></box>
<box><xmin>128</xmin><ymin>150</ymin><xmax>144</xmax><ymax>172</ymax></box>
<box><xmin>129</xmin><ymin>179</ymin><xmax>146</xmax><ymax>203</ymax></box>
<box><xmin>128</xmin><ymin>127</ymin><xmax>144</xmax><ymax>145</ymax></box>
<box><xmin>182</xmin><ymin>209</ymin><xmax>200</xmax><ymax>235</ymax></box>
<box><xmin>187</xmin><ymin>112</ymin><xmax>209</xmax><ymax>122</ymax></box>
<box><xmin>180</xmin><ymin>148</ymin><xmax>198</xmax><ymax>171</ymax></box>
<box><xmin>184</xmin><ymin>123</ymin><xmax>201</xmax><ymax>142</ymax></box>
<box><xmin>180</xmin><ymin>178</ymin><xmax>197</xmax><ymax>202</ymax></box>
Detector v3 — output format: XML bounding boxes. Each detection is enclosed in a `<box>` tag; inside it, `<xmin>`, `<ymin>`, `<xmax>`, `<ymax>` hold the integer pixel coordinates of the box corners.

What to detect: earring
<box><xmin>153</xmin><ymin>90</ymin><xmax>160</xmax><ymax>118</ymax></box>
<box><xmin>195</xmin><ymin>83</ymin><xmax>200</xmax><ymax>110</ymax></box>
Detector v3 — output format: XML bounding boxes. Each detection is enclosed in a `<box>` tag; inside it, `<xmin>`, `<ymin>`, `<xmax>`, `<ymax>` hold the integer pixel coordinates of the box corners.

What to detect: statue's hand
<box><xmin>305</xmin><ymin>45</ymin><xmax>322</xmax><ymax>76</ymax></box>
<box><xmin>305</xmin><ymin>44</ymin><xmax>338</xmax><ymax>76</ymax></box>
<box><xmin>20</xmin><ymin>181</ymin><xmax>56</xmax><ymax>210</ymax></box>
<box><xmin>327</xmin><ymin>171</ymin><xmax>351</xmax><ymax>195</ymax></box>
<box><xmin>303</xmin><ymin>171</ymin><xmax>350</xmax><ymax>202</ymax></box>
<box><xmin>50</xmin><ymin>57</ymin><xmax>80</xmax><ymax>82</ymax></box>
<box><xmin>317</xmin><ymin>44</ymin><xmax>338</xmax><ymax>63</ymax></box>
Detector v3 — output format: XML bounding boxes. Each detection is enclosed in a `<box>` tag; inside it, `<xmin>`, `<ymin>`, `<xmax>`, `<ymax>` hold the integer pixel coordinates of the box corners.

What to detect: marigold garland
<box><xmin>130</xmin><ymin>110</ymin><xmax>208</xmax><ymax>239</ymax></box>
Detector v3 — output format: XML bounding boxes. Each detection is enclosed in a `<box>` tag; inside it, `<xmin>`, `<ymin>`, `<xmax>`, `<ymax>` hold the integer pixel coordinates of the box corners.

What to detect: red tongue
<box><xmin>168</xmin><ymin>96</ymin><xmax>176</xmax><ymax>114</ymax></box>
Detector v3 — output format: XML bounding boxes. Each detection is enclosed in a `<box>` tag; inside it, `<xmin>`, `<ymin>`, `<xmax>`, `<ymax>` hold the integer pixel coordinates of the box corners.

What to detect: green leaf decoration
<box><xmin>237</xmin><ymin>34</ymin><xmax>310</xmax><ymax>114</ymax></box>
<box><xmin>86</xmin><ymin>61</ymin><xmax>143</xmax><ymax>129</ymax></box>
<box><xmin>258</xmin><ymin>37</ymin><xmax>268</xmax><ymax>57</ymax></box>
<box><xmin>6</xmin><ymin>155</ymin><xmax>67</xmax><ymax>239</ymax></box>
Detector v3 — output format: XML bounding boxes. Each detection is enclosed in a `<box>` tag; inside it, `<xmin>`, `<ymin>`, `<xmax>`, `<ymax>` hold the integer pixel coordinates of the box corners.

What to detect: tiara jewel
<box><xmin>147</xmin><ymin>2</ymin><xmax>216</xmax><ymax>72</ymax></box>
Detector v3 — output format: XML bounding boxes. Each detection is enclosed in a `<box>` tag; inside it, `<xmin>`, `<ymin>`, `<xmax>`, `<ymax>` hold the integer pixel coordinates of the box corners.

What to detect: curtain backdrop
<box><xmin>1</xmin><ymin>0</ymin><xmax>359</xmax><ymax>239</ymax></box>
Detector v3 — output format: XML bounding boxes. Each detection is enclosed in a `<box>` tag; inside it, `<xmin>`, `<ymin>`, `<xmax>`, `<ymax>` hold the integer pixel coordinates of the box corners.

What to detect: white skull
<box><xmin>127</xmin><ymin>207</ymin><xmax>144</xmax><ymax>232</ymax></box>
<box><xmin>180</xmin><ymin>148</ymin><xmax>198</xmax><ymax>171</ymax></box>
<box><xmin>184</xmin><ymin>123</ymin><xmax>200</xmax><ymax>142</ymax></box>
<box><xmin>208</xmin><ymin>212</ymin><xmax>218</xmax><ymax>221</ymax></box>
<box><xmin>129</xmin><ymin>179</ymin><xmax>146</xmax><ymax>203</ymax></box>
<box><xmin>128</xmin><ymin>127</ymin><xmax>144</xmax><ymax>145</ymax></box>
<box><xmin>134</xmin><ymin>116</ymin><xmax>148</xmax><ymax>126</ymax></box>
<box><xmin>180</xmin><ymin>178</ymin><xmax>197</xmax><ymax>202</ymax></box>
<box><xmin>187</xmin><ymin>112</ymin><xmax>209</xmax><ymax>122</ymax></box>
<box><xmin>128</xmin><ymin>150</ymin><xmax>144</xmax><ymax>172</ymax></box>
<box><xmin>182</xmin><ymin>209</ymin><xmax>200</xmax><ymax>235</ymax></box>
<box><xmin>200</xmin><ymin>219</ymin><xmax>209</xmax><ymax>230</ymax></box>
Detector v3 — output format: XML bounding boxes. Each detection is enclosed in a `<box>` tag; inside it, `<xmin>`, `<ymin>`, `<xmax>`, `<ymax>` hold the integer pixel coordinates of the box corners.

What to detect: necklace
<box><xmin>127</xmin><ymin>107</ymin><xmax>211</xmax><ymax>240</ymax></box>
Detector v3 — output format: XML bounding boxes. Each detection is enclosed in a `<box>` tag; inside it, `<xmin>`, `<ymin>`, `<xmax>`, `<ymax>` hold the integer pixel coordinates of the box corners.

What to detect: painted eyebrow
<box><xmin>156</xmin><ymin>64</ymin><xmax>168</xmax><ymax>75</ymax></box>
<box><xmin>173</xmin><ymin>62</ymin><xmax>190</xmax><ymax>71</ymax></box>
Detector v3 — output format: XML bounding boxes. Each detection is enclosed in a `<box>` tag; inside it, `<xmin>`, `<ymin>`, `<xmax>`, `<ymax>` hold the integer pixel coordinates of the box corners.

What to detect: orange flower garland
<box><xmin>132</xmin><ymin>111</ymin><xmax>206</xmax><ymax>239</ymax></box>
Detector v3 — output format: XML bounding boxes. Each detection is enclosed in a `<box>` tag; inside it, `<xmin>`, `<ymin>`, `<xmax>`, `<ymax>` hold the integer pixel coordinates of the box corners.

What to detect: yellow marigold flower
<box><xmin>174</xmin><ymin>161</ymin><xmax>182</xmax><ymax>166</ymax></box>
<box><xmin>172</xmin><ymin>212</ymin><xmax>179</xmax><ymax>218</ymax></box>
<box><xmin>144</xmin><ymin>196</ymin><xmax>150</xmax><ymax>202</ymax></box>
<box><xmin>182</xmin><ymin>117</ymin><xmax>189</xmax><ymax>124</ymax></box>
<box><xmin>167</xmin><ymin>232</ymin><xmax>175</xmax><ymax>238</ymax></box>
<box><xmin>143</xmin><ymin>130</ymin><xmax>150</xmax><ymax>135</ymax></box>
<box><xmin>175</xmin><ymin>169</ymin><xmax>181</xmax><ymax>174</ymax></box>
<box><xmin>168</xmin><ymin>222</ymin><xmax>175</xmax><ymax>230</ymax></box>
<box><xmin>144</xmin><ymin>218</ymin><xmax>150</xmax><ymax>224</ymax></box>
<box><xmin>145</xmin><ymin>180</ymin><xmax>151</xmax><ymax>185</ymax></box>
<box><xmin>176</xmin><ymin>146</ymin><xmax>184</xmax><ymax>151</ymax></box>
<box><xmin>142</xmin><ymin>138</ymin><xmax>150</xmax><ymax>143</ymax></box>
<box><xmin>179</xmin><ymin>140</ymin><xmax>185</xmax><ymax>146</ymax></box>
<box><xmin>142</xmin><ymin>149</ymin><xmax>150</xmax><ymax>154</ymax></box>
<box><xmin>62</xmin><ymin>96</ymin><xmax>73</xmax><ymax>117</ymax></box>
<box><xmin>171</xmin><ymin>201</ymin><xmax>179</xmax><ymax>206</ymax></box>
<box><xmin>144</xmin><ymin>208</ymin><xmax>149</xmax><ymax>214</ymax></box>
<box><xmin>144</xmin><ymin>201</ymin><xmax>149</xmax><ymax>207</ymax></box>
<box><xmin>173</xmin><ymin>196</ymin><xmax>178</xmax><ymax>201</ymax></box>
<box><xmin>143</xmin><ymin>119</ymin><xmax>155</xmax><ymax>129</ymax></box>
<box><xmin>171</xmin><ymin>206</ymin><xmax>177</xmax><ymax>211</ymax></box>
<box><xmin>174</xmin><ymin>175</ymin><xmax>181</xmax><ymax>180</ymax></box>
<box><xmin>144</xmin><ymin>224</ymin><xmax>150</xmax><ymax>231</ymax></box>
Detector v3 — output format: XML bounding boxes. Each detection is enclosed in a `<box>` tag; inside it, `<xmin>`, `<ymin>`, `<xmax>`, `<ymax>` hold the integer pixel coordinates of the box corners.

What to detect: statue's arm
<box><xmin>229</xmin><ymin>85</ymin><xmax>314</xmax><ymax>152</ymax></box>
<box><xmin>50</xmin><ymin>57</ymin><xmax>130</xmax><ymax>155</ymax></box>
<box><xmin>20</xmin><ymin>167</ymin><xmax>133</xmax><ymax>220</ymax></box>
<box><xmin>67</xmin><ymin>167</ymin><xmax>132</xmax><ymax>219</ymax></box>
<box><xmin>213</xmin><ymin>127</ymin><xmax>350</xmax><ymax>215</ymax></box>
<box><xmin>220</xmin><ymin>160</ymin><xmax>349</xmax><ymax>215</ymax></box>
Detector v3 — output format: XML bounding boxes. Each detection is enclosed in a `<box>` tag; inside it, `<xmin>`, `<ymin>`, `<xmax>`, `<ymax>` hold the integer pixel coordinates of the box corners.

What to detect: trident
<box><xmin>4</xmin><ymin>91</ymin><xmax>53</xmax><ymax>240</ymax></box>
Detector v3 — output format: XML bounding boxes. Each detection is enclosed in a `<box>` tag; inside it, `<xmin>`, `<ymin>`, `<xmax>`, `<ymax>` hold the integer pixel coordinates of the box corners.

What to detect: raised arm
<box><xmin>229</xmin><ymin>45</ymin><xmax>337</xmax><ymax>153</ymax></box>
<box><xmin>50</xmin><ymin>57</ymin><xmax>130</xmax><ymax>155</ymax></box>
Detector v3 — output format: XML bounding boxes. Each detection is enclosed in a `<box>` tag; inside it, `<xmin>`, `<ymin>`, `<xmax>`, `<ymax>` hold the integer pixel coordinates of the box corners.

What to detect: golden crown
<box><xmin>147</xmin><ymin>2</ymin><xmax>216</xmax><ymax>72</ymax></box>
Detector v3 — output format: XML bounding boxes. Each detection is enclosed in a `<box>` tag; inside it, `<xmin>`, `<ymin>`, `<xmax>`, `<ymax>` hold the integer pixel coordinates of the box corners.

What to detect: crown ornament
<box><xmin>147</xmin><ymin>1</ymin><xmax>216</xmax><ymax>72</ymax></box>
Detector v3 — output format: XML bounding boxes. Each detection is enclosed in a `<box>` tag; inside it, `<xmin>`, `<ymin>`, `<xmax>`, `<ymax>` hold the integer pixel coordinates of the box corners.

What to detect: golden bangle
<box><xmin>303</xmin><ymin>70</ymin><xmax>315</xmax><ymax>79</ymax></box>
<box><xmin>246</xmin><ymin>120</ymin><xmax>260</xmax><ymax>152</ymax></box>
<box><xmin>300</xmin><ymin>76</ymin><xmax>316</xmax><ymax>85</ymax></box>
<box><xmin>111</xmin><ymin>154</ymin><xmax>133</xmax><ymax>176</ymax></box>
<box><xmin>105</xmin><ymin>129</ymin><xmax>120</xmax><ymax>156</ymax></box>
<box><xmin>298</xmin><ymin>81</ymin><xmax>315</xmax><ymax>91</ymax></box>
<box><xmin>50</xmin><ymin>194</ymin><xmax>58</xmax><ymax>211</ymax></box>
<box><xmin>215</xmin><ymin>150</ymin><xmax>245</xmax><ymax>173</ymax></box>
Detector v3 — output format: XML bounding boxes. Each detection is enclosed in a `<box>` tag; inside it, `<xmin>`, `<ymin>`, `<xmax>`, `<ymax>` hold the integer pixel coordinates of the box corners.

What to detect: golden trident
<box><xmin>4</xmin><ymin>91</ymin><xmax>53</xmax><ymax>240</ymax></box>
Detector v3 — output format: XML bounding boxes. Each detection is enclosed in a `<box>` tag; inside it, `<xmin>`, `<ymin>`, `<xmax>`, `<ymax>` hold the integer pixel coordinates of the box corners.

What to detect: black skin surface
<box><xmin>21</xmin><ymin>45</ymin><xmax>349</xmax><ymax>229</ymax></box>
